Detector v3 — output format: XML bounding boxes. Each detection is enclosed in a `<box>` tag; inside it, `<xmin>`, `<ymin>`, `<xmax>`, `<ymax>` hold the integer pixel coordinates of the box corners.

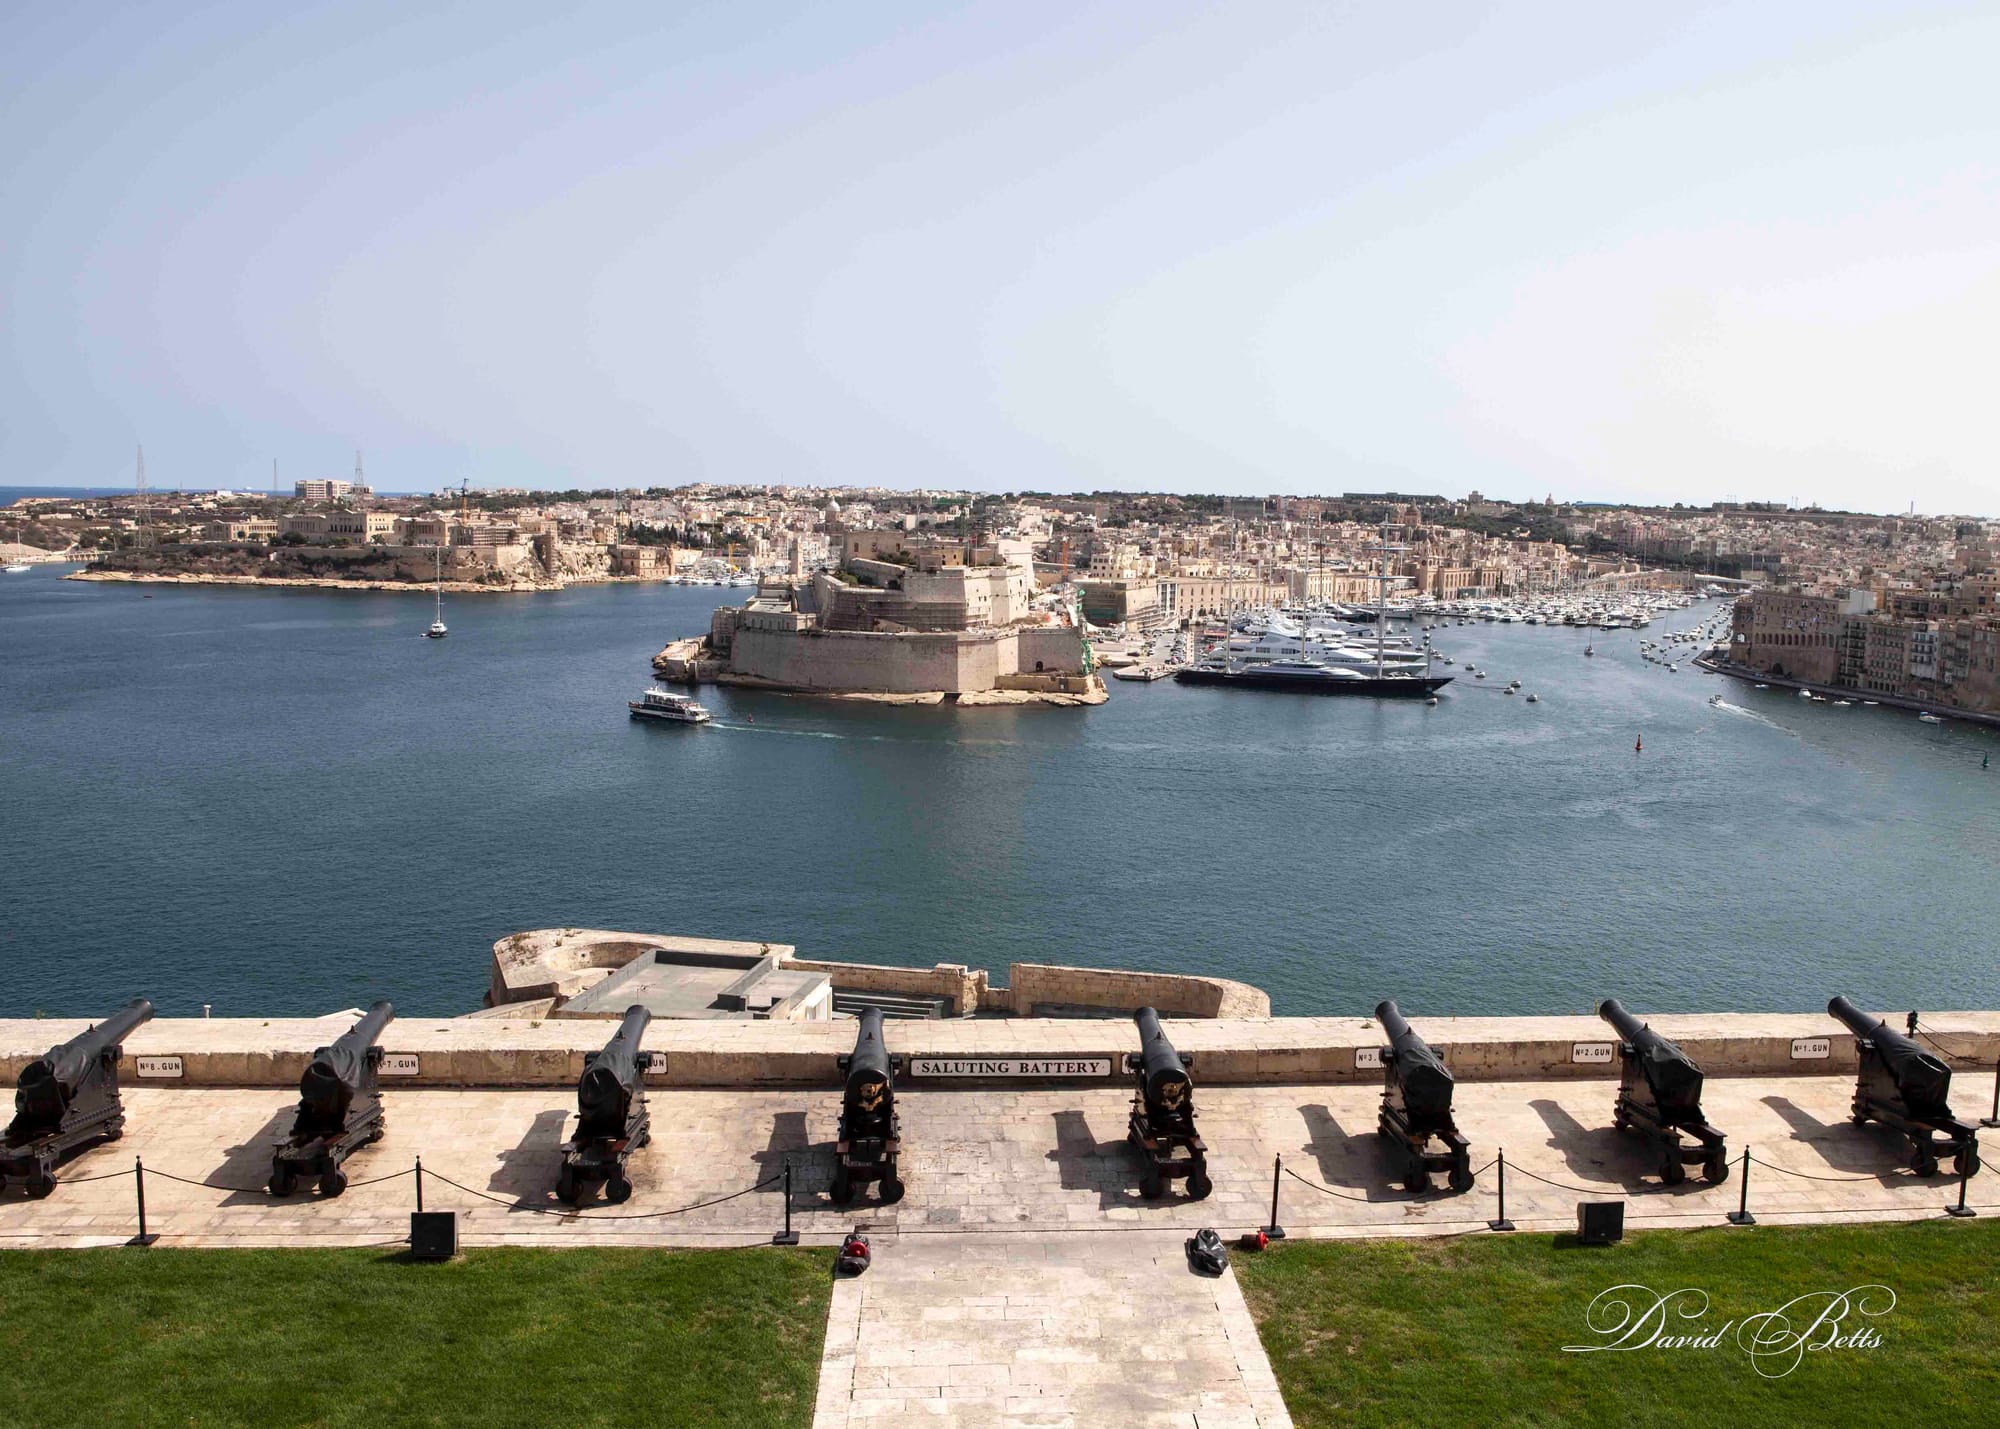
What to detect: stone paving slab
<box><xmin>0</xmin><ymin>1075</ymin><xmax>1988</xmax><ymax>1248</ymax></box>
<box><xmin>811</xmin><ymin>1232</ymin><xmax>1291</xmax><ymax>1429</ymax></box>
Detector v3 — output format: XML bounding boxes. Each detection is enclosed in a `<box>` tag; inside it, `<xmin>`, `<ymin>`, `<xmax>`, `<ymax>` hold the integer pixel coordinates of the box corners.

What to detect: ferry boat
<box><xmin>629</xmin><ymin>687</ymin><xmax>712</xmax><ymax>724</ymax></box>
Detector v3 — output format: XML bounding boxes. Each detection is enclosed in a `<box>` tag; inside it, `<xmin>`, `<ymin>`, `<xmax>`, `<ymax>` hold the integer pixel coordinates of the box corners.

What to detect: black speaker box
<box><xmin>411</xmin><ymin>1210</ymin><xmax>458</xmax><ymax>1260</ymax></box>
<box><xmin>1576</xmin><ymin>1200</ymin><xmax>1624</xmax><ymax>1245</ymax></box>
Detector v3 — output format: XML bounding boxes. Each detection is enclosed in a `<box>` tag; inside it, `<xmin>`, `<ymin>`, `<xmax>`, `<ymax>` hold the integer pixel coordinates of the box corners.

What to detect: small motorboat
<box><xmin>1524</xmin><ymin>693</ymin><xmax>1539</xmax><ymax>703</ymax></box>
<box><xmin>1918</xmin><ymin>712</ymin><xmax>1945</xmax><ymax>724</ymax></box>
<box><xmin>1708</xmin><ymin>694</ymin><xmax>1723</xmax><ymax>706</ymax></box>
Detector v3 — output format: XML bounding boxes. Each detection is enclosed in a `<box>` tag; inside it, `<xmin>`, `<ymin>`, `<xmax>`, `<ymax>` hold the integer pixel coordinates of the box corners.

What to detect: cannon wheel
<box><xmin>830</xmin><ymin>1167</ymin><xmax>854</xmax><ymax>1206</ymax></box>
<box><xmin>319</xmin><ymin>1167</ymin><xmax>348</xmax><ymax>1198</ymax></box>
<box><xmin>1955</xmin><ymin>1146</ymin><xmax>1981</xmax><ymax>1178</ymax></box>
<box><xmin>1703</xmin><ymin>1152</ymin><xmax>1730</xmax><ymax>1186</ymax></box>
<box><xmin>879</xmin><ymin>1176</ymin><xmax>905</xmax><ymax>1205</ymax></box>
<box><xmin>1914</xmin><ymin>1148</ymin><xmax>1940</xmax><ymax>1177</ymax></box>
<box><xmin>605</xmin><ymin>1174</ymin><xmax>633</xmax><ymax>1205</ymax></box>
<box><xmin>25</xmin><ymin>1169</ymin><xmax>55</xmax><ymax>1200</ymax></box>
<box><xmin>555</xmin><ymin>1165</ymin><xmax>580</xmax><ymax>1205</ymax></box>
<box><xmin>1447</xmin><ymin>1163</ymin><xmax>1474</xmax><ymax>1194</ymax></box>
<box><xmin>1139</xmin><ymin>1168</ymin><xmax>1165</xmax><ymax>1200</ymax></box>
<box><xmin>1186</xmin><ymin>1168</ymin><xmax>1212</xmax><ymax>1201</ymax></box>
<box><xmin>1660</xmin><ymin>1156</ymin><xmax>1686</xmax><ymax>1187</ymax></box>
<box><xmin>270</xmin><ymin>1165</ymin><xmax>299</xmax><ymax>1197</ymax></box>
<box><xmin>1403</xmin><ymin>1170</ymin><xmax>1430</xmax><ymax>1195</ymax></box>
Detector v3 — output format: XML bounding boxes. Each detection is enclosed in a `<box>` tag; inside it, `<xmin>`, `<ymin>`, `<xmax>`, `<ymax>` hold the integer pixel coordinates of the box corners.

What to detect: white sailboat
<box><xmin>424</xmin><ymin>545</ymin><xmax>448</xmax><ymax>638</ymax></box>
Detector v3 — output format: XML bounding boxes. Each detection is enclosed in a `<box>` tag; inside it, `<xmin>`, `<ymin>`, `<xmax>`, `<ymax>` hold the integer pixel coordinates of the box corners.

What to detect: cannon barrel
<box><xmin>844</xmin><ymin>1008</ymin><xmax>892</xmax><ymax>1102</ymax></box>
<box><xmin>578</xmin><ymin>1006</ymin><xmax>651</xmax><ymax>1126</ymax></box>
<box><xmin>1133</xmin><ymin>1007</ymin><xmax>1190</xmax><ymax>1105</ymax></box>
<box><xmin>33</xmin><ymin>998</ymin><xmax>155</xmax><ymax>1090</ymax></box>
<box><xmin>1598</xmin><ymin>998</ymin><xmax>1646</xmax><ymax>1045</ymax></box>
<box><xmin>1374</xmin><ymin>1000</ymin><xmax>1413</xmax><ymax>1046</ymax></box>
<box><xmin>299</xmin><ymin>1000</ymin><xmax>394</xmax><ymax>1117</ymax></box>
<box><xmin>1828</xmin><ymin>996</ymin><xmax>1951</xmax><ymax>1105</ymax></box>
<box><xmin>14</xmin><ymin>999</ymin><xmax>157</xmax><ymax>1131</ymax></box>
<box><xmin>1374</xmin><ymin>999</ymin><xmax>1455</xmax><ymax>1118</ymax></box>
<box><xmin>1600</xmin><ymin>998</ymin><xmax>1704</xmax><ymax>1109</ymax></box>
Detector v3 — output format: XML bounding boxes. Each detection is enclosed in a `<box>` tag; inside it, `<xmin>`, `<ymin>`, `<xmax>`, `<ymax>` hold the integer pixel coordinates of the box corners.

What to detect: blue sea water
<box><xmin>2</xmin><ymin>567</ymin><xmax>1995</xmax><ymax>1019</ymax></box>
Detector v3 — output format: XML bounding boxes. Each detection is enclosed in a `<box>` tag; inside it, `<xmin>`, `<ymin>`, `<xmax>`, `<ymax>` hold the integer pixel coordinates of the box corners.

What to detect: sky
<box><xmin>4</xmin><ymin>2</ymin><xmax>1999</xmax><ymax>514</ymax></box>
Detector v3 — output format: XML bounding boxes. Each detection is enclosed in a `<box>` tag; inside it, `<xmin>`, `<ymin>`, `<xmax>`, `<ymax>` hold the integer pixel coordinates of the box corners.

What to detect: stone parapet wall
<box><xmin>777</xmin><ymin>957</ymin><xmax>989</xmax><ymax>1016</ymax></box>
<box><xmin>989</xmin><ymin>963</ymin><xmax>1271</xmax><ymax>1019</ymax></box>
<box><xmin>7</xmin><ymin>1010</ymin><xmax>1991</xmax><ymax>1089</ymax></box>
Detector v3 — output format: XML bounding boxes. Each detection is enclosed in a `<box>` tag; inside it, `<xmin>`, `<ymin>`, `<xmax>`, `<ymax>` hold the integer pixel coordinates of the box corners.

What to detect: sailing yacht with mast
<box><xmin>424</xmin><ymin>544</ymin><xmax>448</xmax><ymax>638</ymax></box>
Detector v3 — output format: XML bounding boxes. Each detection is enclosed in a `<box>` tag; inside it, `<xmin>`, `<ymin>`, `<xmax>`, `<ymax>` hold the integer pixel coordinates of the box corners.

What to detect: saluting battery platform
<box><xmin>2</xmin><ymin>998</ymin><xmax>153</xmax><ymax>1199</ymax></box>
<box><xmin>558</xmin><ymin>1005</ymin><xmax>654</xmax><ymax>1205</ymax></box>
<box><xmin>270</xmin><ymin>1000</ymin><xmax>392</xmax><ymax>1197</ymax></box>
<box><xmin>831</xmin><ymin>1008</ymin><xmax>903</xmax><ymax>1205</ymax></box>
<box><xmin>1126</xmin><ymin>1007</ymin><xmax>1211</xmax><ymax>1200</ymax></box>
<box><xmin>1830</xmin><ymin>996</ymin><xmax>1981</xmax><ymax>1178</ymax></box>
<box><xmin>1598</xmin><ymin>998</ymin><xmax>1729</xmax><ymax>1185</ymax></box>
<box><xmin>1372</xmin><ymin>1000</ymin><xmax>1473</xmax><ymax>1193</ymax></box>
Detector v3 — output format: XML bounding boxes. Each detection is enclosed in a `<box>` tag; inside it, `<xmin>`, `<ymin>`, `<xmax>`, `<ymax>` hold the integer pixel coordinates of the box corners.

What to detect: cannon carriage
<box><xmin>1829</xmin><ymin>996</ymin><xmax>1980</xmax><ymax>1178</ymax></box>
<box><xmin>557</xmin><ymin>1006</ymin><xmax>654</xmax><ymax>1205</ymax></box>
<box><xmin>1126</xmin><ymin>1007</ymin><xmax>1210</xmax><ymax>1200</ymax></box>
<box><xmin>270</xmin><ymin>1000</ymin><xmax>393</xmax><ymax>1197</ymax></box>
<box><xmin>2</xmin><ymin>998</ymin><xmax>154</xmax><ymax>1199</ymax></box>
<box><xmin>1372</xmin><ymin>1001</ymin><xmax>1473</xmax><ymax>1193</ymax></box>
<box><xmin>831</xmin><ymin>1008</ymin><xmax>902</xmax><ymax>1205</ymax></box>
<box><xmin>1598</xmin><ymin>999</ymin><xmax>1729</xmax><ymax>1185</ymax></box>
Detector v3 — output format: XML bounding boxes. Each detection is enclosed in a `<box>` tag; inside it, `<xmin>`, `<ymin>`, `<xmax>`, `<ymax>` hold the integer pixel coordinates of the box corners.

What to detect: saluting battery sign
<box><xmin>910</xmin><ymin>1056</ymin><xmax>1113</xmax><ymax>1079</ymax></box>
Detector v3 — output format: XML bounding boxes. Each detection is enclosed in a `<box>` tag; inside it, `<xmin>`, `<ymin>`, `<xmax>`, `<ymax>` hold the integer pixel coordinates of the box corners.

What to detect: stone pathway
<box><xmin>811</xmin><ymin>1231</ymin><xmax>1289</xmax><ymax>1429</ymax></box>
<box><xmin>0</xmin><ymin>1075</ymin><xmax>1982</xmax><ymax>1248</ymax></box>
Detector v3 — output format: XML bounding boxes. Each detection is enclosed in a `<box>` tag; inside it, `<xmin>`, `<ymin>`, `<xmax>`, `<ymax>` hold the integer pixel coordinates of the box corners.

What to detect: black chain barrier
<box><xmin>419</xmin><ymin>1168</ymin><xmax>781</xmax><ymax>1221</ymax></box>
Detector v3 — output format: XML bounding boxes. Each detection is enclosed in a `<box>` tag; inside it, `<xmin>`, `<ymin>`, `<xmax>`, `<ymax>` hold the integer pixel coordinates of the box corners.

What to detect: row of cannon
<box><xmin>1</xmin><ymin>995</ymin><xmax>1983</xmax><ymax>1204</ymax></box>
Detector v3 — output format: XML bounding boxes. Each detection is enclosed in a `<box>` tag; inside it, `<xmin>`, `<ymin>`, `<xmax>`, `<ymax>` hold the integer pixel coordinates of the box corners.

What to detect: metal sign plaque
<box><xmin>909</xmin><ymin>1056</ymin><xmax>1113</xmax><ymax>1079</ymax></box>
<box><xmin>379</xmin><ymin>1053</ymin><xmax>421</xmax><ymax>1077</ymax></box>
<box><xmin>1790</xmin><ymin>1037</ymin><xmax>1832</xmax><ymax>1060</ymax></box>
<box><xmin>1570</xmin><ymin>1042</ymin><xmax>1616</xmax><ymax>1065</ymax></box>
<box><xmin>644</xmin><ymin>1054</ymin><xmax>670</xmax><ymax>1078</ymax></box>
<box><xmin>134</xmin><ymin>1055</ymin><xmax>183</xmax><ymax>1079</ymax></box>
<box><xmin>1354</xmin><ymin>1046</ymin><xmax>1384</xmax><ymax>1070</ymax></box>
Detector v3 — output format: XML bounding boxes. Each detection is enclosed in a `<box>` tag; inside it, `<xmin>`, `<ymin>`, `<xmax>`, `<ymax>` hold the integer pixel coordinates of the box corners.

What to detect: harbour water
<box><xmin>3</xmin><ymin>567</ymin><xmax>1995</xmax><ymax>1019</ymax></box>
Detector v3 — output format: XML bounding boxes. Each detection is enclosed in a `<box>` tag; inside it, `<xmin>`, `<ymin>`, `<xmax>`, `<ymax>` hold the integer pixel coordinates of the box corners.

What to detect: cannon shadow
<box><xmin>752</xmin><ymin>1108</ymin><xmax>828</xmax><ymax>1206</ymax></box>
<box><xmin>486</xmin><ymin>1107</ymin><xmax>570</xmax><ymax>1205</ymax></box>
<box><xmin>1296</xmin><ymin>1103</ymin><xmax>1393</xmax><ymax>1196</ymax></box>
<box><xmin>1759</xmin><ymin>1095</ymin><xmax>1912</xmax><ymax>1183</ymax></box>
<box><xmin>1046</xmin><ymin>1108</ymin><xmax>1152</xmax><ymax>1209</ymax></box>
<box><xmin>1526</xmin><ymin>1098</ymin><xmax>1681</xmax><ymax>1195</ymax></box>
<box><xmin>210</xmin><ymin>1102</ymin><xmax>299</xmax><ymax>1206</ymax></box>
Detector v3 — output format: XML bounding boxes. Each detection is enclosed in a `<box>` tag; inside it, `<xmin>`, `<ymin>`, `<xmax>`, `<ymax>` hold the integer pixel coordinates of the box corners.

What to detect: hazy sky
<box><xmin>5</xmin><ymin>3</ymin><xmax>1999</xmax><ymax>512</ymax></box>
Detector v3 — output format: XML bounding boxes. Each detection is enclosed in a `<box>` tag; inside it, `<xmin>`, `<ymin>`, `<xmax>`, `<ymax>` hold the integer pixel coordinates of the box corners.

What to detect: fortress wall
<box><xmin>4</xmin><ymin>1011</ymin><xmax>1993</xmax><ymax>1089</ymax></box>
<box><xmin>728</xmin><ymin>627</ymin><xmax>1008</xmax><ymax>693</ymax></box>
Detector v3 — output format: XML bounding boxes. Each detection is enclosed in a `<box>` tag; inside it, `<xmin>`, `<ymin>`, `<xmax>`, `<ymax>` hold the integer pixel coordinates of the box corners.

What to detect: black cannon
<box><xmin>831</xmin><ymin>1008</ymin><xmax>902</xmax><ymax>1205</ymax></box>
<box><xmin>1598</xmin><ymin>999</ymin><xmax>1728</xmax><ymax>1185</ymax></box>
<box><xmin>1829</xmin><ymin>997</ymin><xmax>1980</xmax><ymax>1177</ymax></box>
<box><xmin>1127</xmin><ymin>1007</ymin><xmax>1210</xmax><ymax>1199</ymax></box>
<box><xmin>1373</xmin><ymin>1001</ymin><xmax>1472</xmax><ymax>1193</ymax></box>
<box><xmin>270</xmin><ymin>1000</ymin><xmax>392</xmax><ymax>1197</ymax></box>
<box><xmin>557</xmin><ymin>1006</ymin><xmax>653</xmax><ymax>1205</ymax></box>
<box><xmin>2</xmin><ymin>998</ymin><xmax>154</xmax><ymax>1198</ymax></box>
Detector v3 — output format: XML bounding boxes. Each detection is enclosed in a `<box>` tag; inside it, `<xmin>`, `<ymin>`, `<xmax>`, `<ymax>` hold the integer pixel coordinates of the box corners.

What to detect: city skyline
<box><xmin>7</xmin><ymin>4</ymin><xmax>2000</xmax><ymax>514</ymax></box>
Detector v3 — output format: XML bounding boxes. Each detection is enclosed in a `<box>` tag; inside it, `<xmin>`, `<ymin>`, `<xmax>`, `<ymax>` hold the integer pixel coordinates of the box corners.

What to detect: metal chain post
<box><xmin>131</xmin><ymin>1156</ymin><xmax>157</xmax><ymax>1246</ymax></box>
<box><xmin>772</xmin><ymin>1159</ymin><xmax>799</xmax><ymax>1245</ymax></box>
<box><xmin>415</xmin><ymin>1156</ymin><xmax>424</xmax><ymax>1213</ymax></box>
<box><xmin>1946</xmin><ymin>1154</ymin><xmax>1977</xmax><ymax>1218</ymax></box>
<box><xmin>1727</xmin><ymin>1145</ymin><xmax>1755</xmax><ymax>1225</ymax></box>
<box><xmin>1262</xmin><ymin>1154</ymin><xmax>1286</xmax><ymax>1239</ymax></box>
<box><xmin>1488</xmin><ymin>1148</ymin><xmax>1514</xmax><ymax>1232</ymax></box>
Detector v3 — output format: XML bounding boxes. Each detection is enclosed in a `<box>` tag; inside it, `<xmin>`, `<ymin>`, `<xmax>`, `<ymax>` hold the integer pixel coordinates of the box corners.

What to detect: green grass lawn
<box><xmin>1238</xmin><ymin>1221</ymin><xmax>2000</xmax><ymax>1428</ymax></box>
<box><xmin>0</xmin><ymin>1245</ymin><xmax>833</xmax><ymax>1428</ymax></box>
